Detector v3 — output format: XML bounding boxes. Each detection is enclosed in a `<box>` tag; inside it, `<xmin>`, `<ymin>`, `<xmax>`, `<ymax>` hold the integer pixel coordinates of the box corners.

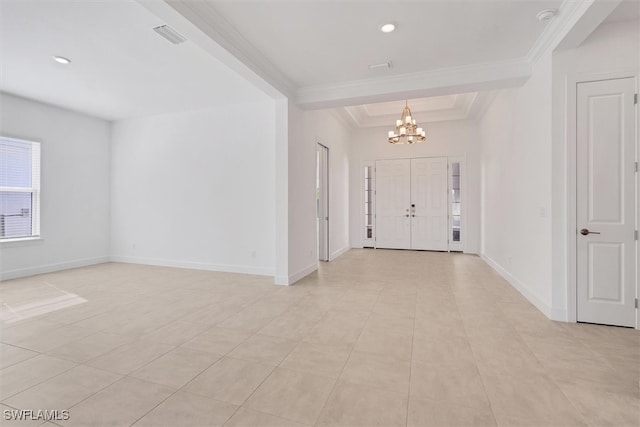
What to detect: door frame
<box><xmin>317</xmin><ymin>143</ymin><xmax>329</xmax><ymax>262</ymax></box>
<box><xmin>567</xmin><ymin>70</ymin><xmax>639</xmax><ymax>328</ymax></box>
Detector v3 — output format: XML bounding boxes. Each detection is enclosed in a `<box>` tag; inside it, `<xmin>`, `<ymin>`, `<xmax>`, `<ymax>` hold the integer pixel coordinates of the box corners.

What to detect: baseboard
<box><xmin>330</xmin><ymin>246</ymin><xmax>350</xmax><ymax>261</ymax></box>
<box><xmin>480</xmin><ymin>253</ymin><xmax>553</xmax><ymax>319</ymax></box>
<box><xmin>109</xmin><ymin>255</ymin><xmax>275</xmax><ymax>277</ymax></box>
<box><xmin>0</xmin><ymin>256</ymin><xmax>110</xmax><ymax>281</ymax></box>
<box><xmin>275</xmin><ymin>262</ymin><xmax>318</xmax><ymax>286</ymax></box>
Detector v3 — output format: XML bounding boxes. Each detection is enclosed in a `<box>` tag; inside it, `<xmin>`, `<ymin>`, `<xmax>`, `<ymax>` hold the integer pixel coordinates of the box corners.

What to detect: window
<box><xmin>448</xmin><ymin>157</ymin><xmax>464</xmax><ymax>252</ymax></box>
<box><xmin>363</xmin><ymin>163</ymin><xmax>375</xmax><ymax>247</ymax></box>
<box><xmin>0</xmin><ymin>137</ymin><xmax>40</xmax><ymax>240</ymax></box>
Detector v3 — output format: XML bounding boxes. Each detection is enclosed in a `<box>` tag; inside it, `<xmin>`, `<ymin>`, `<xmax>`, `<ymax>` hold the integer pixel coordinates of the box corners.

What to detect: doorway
<box><xmin>576</xmin><ymin>77</ymin><xmax>637</xmax><ymax>327</ymax></box>
<box><xmin>375</xmin><ymin>157</ymin><xmax>448</xmax><ymax>250</ymax></box>
<box><xmin>317</xmin><ymin>144</ymin><xmax>329</xmax><ymax>262</ymax></box>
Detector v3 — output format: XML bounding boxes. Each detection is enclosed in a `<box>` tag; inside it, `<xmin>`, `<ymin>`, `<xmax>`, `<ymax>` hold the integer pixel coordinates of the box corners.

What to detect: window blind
<box><xmin>0</xmin><ymin>137</ymin><xmax>41</xmax><ymax>240</ymax></box>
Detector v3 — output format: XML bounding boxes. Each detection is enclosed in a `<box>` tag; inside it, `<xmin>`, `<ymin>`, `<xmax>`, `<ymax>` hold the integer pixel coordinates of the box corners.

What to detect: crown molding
<box><xmin>325</xmin><ymin>108</ymin><xmax>357</xmax><ymax>131</ymax></box>
<box><xmin>295</xmin><ymin>59</ymin><xmax>531</xmax><ymax>109</ymax></box>
<box><xmin>343</xmin><ymin>92</ymin><xmax>481</xmax><ymax>128</ymax></box>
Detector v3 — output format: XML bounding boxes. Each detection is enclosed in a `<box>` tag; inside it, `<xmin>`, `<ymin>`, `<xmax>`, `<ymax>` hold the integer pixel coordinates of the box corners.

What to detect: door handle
<box><xmin>580</xmin><ymin>228</ymin><xmax>600</xmax><ymax>236</ymax></box>
<box><xmin>405</xmin><ymin>214</ymin><xmax>409</xmax><ymax>217</ymax></box>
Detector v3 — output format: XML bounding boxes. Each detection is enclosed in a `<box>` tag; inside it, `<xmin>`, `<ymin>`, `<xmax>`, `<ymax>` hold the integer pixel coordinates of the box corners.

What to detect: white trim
<box><xmin>481</xmin><ymin>253</ymin><xmax>555</xmax><ymax>319</ymax></box>
<box><xmin>296</xmin><ymin>59</ymin><xmax>531</xmax><ymax>109</ymax></box>
<box><xmin>527</xmin><ymin>0</ymin><xmax>595</xmax><ymax>64</ymax></box>
<box><xmin>0</xmin><ymin>236</ymin><xmax>41</xmax><ymax>245</ymax></box>
<box><xmin>0</xmin><ymin>256</ymin><xmax>109</xmax><ymax>281</ymax></box>
<box><xmin>109</xmin><ymin>255</ymin><xmax>275</xmax><ymax>277</ymax></box>
<box><xmin>330</xmin><ymin>246</ymin><xmax>350</xmax><ymax>261</ymax></box>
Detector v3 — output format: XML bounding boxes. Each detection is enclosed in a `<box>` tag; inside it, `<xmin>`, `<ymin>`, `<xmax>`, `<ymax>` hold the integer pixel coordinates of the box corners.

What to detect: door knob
<box><xmin>405</xmin><ymin>214</ymin><xmax>409</xmax><ymax>217</ymax></box>
<box><xmin>580</xmin><ymin>228</ymin><xmax>600</xmax><ymax>235</ymax></box>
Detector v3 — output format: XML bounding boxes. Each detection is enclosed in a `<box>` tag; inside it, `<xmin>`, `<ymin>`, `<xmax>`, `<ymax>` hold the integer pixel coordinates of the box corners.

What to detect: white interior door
<box><xmin>411</xmin><ymin>157</ymin><xmax>448</xmax><ymax>250</ymax></box>
<box><xmin>576</xmin><ymin>77</ymin><xmax>637</xmax><ymax>327</ymax></box>
<box><xmin>375</xmin><ymin>159</ymin><xmax>411</xmax><ymax>249</ymax></box>
<box><xmin>317</xmin><ymin>144</ymin><xmax>329</xmax><ymax>261</ymax></box>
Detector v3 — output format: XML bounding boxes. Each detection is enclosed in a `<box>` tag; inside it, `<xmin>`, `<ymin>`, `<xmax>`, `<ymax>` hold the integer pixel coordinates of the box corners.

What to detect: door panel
<box><xmin>576</xmin><ymin>78</ymin><xmax>636</xmax><ymax>327</ymax></box>
<box><xmin>317</xmin><ymin>144</ymin><xmax>329</xmax><ymax>261</ymax></box>
<box><xmin>375</xmin><ymin>159</ymin><xmax>411</xmax><ymax>249</ymax></box>
<box><xmin>411</xmin><ymin>157</ymin><xmax>448</xmax><ymax>250</ymax></box>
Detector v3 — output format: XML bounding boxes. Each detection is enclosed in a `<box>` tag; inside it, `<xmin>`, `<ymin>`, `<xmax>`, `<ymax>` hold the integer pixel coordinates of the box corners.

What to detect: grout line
<box><xmin>310</xmin><ymin>289</ymin><xmax>381</xmax><ymax>427</ymax></box>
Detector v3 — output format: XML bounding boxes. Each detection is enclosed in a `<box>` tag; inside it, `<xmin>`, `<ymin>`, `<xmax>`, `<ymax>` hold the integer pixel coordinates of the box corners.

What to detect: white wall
<box><xmin>0</xmin><ymin>93</ymin><xmax>111</xmax><ymax>279</ymax></box>
<box><xmin>110</xmin><ymin>101</ymin><xmax>276</xmax><ymax>276</ymax></box>
<box><xmin>349</xmin><ymin>120</ymin><xmax>481</xmax><ymax>254</ymax></box>
<box><xmin>285</xmin><ymin>104</ymin><xmax>352</xmax><ymax>284</ymax></box>
<box><xmin>551</xmin><ymin>19</ymin><xmax>640</xmax><ymax>320</ymax></box>
<box><xmin>479</xmin><ymin>52</ymin><xmax>554</xmax><ymax>316</ymax></box>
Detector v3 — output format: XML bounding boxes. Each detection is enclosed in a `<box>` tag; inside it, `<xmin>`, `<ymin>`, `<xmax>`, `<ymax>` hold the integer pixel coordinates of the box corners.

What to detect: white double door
<box><xmin>375</xmin><ymin>157</ymin><xmax>448</xmax><ymax>250</ymax></box>
<box><xmin>576</xmin><ymin>77</ymin><xmax>637</xmax><ymax>327</ymax></box>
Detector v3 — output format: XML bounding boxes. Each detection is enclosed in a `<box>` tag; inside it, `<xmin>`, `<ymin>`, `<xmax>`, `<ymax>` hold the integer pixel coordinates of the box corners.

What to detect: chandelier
<box><xmin>388</xmin><ymin>100</ymin><xmax>426</xmax><ymax>144</ymax></box>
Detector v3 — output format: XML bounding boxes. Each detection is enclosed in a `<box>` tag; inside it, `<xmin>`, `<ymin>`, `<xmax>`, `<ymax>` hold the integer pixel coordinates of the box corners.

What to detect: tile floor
<box><xmin>0</xmin><ymin>249</ymin><xmax>638</xmax><ymax>426</ymax></box>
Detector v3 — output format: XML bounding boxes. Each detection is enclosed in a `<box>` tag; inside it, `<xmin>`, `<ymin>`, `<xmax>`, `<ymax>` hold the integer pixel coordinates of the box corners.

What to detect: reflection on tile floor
<box><xmin>0</xmin><ymin>249</ymin><xmax>638</xmax><ymax>426</ymax></box>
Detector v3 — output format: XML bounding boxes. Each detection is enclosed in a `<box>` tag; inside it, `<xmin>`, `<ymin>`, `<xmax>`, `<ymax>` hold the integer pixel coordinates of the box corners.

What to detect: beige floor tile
<box><xmin>130</xmin><ymin>347</ymin><xmax>221</xmax><ymax>388</ymax></box>
<box><xmin>3</xmin><ymin>365</ymin><xmax>121</xmax><ymax>411</ymax></box>
<box><xmin>57</xmin><ymin>377</ymin><xmax>174</xmax><ymax>427</ymax></box>
<box><xmin>133</xmin><ymin>391</ymin><xmax>237</xmax><ymax>427</ymax></box>
<box><xmin>0</xmin><ymin>319</ymin><xmax>61</xmax><ymax>344</ymax></box>
<box><xmin>183</xmin><ymin>357</ymin><xmax>274</xmax><ymax>405</ymax></box>
<box><xmin>0</xmin><ymin>343</ymin><xmax>38</xmax><ymax>370</ymax></box>
<box><xmin>340</xmin><ymin>350</ymin><xmax>410</xmax><ymax>394</ymax></box>
<box><xmin>543</xmin><ymin>355</ymin><xmax>639</xmax><ymax>396</ymax></box>
<box><xmin>559</xmin><ymin>383</ymin><xmax>639</xmax><ymax>427</ymax></box>
<box><xmin>257</xmin><ymin>313</ymin><xmax>322</xmax><ymax>340</ymax></box>
<box><xmin>407</xmin><ymin>397</ymin><xmax>496</xmax><ymax>427</ymax></box>
<box><xmin>280</xmin><ymin>342</ymin><xmax>351</xmax><ymax>379</ymax></box>
<box><xmin>0</xmin><ymin>354</ymin><xmax>76</xmax><ymax>400</ymax></box>
<box><xmin>316</xmin><ymin>380</ymin><xmax>407</xmax><ymax>427</ymax></box>
<box><xmin>84</xmin><ymin>340</ymin><xmax>174</xmax><ymax>375</ymax></box>
<box><xmin>217</xmin><ymin>304</ymin><xmax>287</xmax><ymax>333</ymax></box>
<box><xmin>353</xmin><ymin>328</ymin><xmax>413</xmax><ymax>360</ymax></box>
<box><xmin>178</xmin><ymin>304</ymin><xmax>242</xmax><ymax>326</ymax></box>
<box><xmin>13</xmin><ymin>324</ymin><xmax>94</xmax><ymax>353</ymax></box>
<box><xmin>0</xmin><ymin>252</ymin><xmax>637</xmax><ymax>427</ymax></box>
<box><xmin>140</xmin><ymin>320</ymin><xmax>210</xmax><ymax>345</ymax></box>
<box><xmin>181</xmin><ymin>326</ymin><xmax>250</xmax><ymax>355</ymax></box>
<box><xmin>46</xmin><ymin>331</ymin><xmax>133</xmax><ymax>363</ymax></box>
<box><xmin>245</xmin><ymin>367</ymin><xmax>336</xmax><ymax>425</ymax></box>
<box><xmin>303</xmin><ymin>311</ymin><xmax>368</xmax><ymax>346</ymax></box>
<box><xmin>483</xmin><ymin>373</ymin><xmax>586</xmax><ymax>426</ymax></box>
<box><xmin>410</xmin><ymin>359</ymin><xmax>490</xmax><ymax>410</ymax></box>
<box><xmin>224</xmin><ymin>408</ymin><xmax>311</xmax><ymax>427</ymax></box>
<box><xmin>228</xmin><ymin>334</ymin><xmax>297</xmax><ymax>366</ymax></box>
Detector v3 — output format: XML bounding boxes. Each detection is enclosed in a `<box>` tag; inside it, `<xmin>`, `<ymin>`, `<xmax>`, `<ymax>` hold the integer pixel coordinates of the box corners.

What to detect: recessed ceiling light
<box><xmin>53</xmin><ymin>56</ymin><xmax>71</xmax><ymax>65</ymax></box>
<box><xmin>536</xmin><ymin>9</ymin><xmax>557</xmax><ymax>21</ymax></box>
<box><xmin>380</xmin><ymin>23</ymin><xmax>396</xmax><ymax>33</ymax></box>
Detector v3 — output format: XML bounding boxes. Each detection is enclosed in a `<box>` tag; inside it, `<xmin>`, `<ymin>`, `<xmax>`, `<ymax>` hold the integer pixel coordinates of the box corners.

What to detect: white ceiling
<box><xmin>0</xmin><ymin>0</ymin><xmax>269</xmax><ymax>121</ymax></box>
<box><xmin>207</xmin><ymin>0</ymin><xmax>563</xmax><ymax>88</ymax></box>
<box><xmin>1</xmin><ymin>0</ymin><xmax>628</xmax><ymax>124</ymax></box>
<box><xmin>605</xmin><ymin>0</ymin><xmax>640</xmax><ymax>23</ymax></box>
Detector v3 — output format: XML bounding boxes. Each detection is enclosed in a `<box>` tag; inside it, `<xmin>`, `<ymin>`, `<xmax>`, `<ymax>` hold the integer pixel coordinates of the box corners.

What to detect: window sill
<box><xmin>1</xmin><ymin>236</ymin><xmax>44</xmax><ymax>247</ymax></box>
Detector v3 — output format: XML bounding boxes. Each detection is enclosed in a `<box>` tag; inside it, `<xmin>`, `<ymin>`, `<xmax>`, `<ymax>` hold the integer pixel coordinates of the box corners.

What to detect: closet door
<box><xmin>411</xmin><ymin>157</ymin><xmax>448</xmax><ymax>250</ymax></box>
<box><xmin>375</xmin><ymin>159</ymin><xmax>411</xmax><ymax>249</ymax></box>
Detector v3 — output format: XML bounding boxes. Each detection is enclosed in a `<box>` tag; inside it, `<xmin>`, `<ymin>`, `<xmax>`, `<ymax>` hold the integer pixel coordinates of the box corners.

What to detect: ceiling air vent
<box><xmin>152</xmin><ymin>25</ymin><xmax>187</xmax><ymax>45</ymax></box>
